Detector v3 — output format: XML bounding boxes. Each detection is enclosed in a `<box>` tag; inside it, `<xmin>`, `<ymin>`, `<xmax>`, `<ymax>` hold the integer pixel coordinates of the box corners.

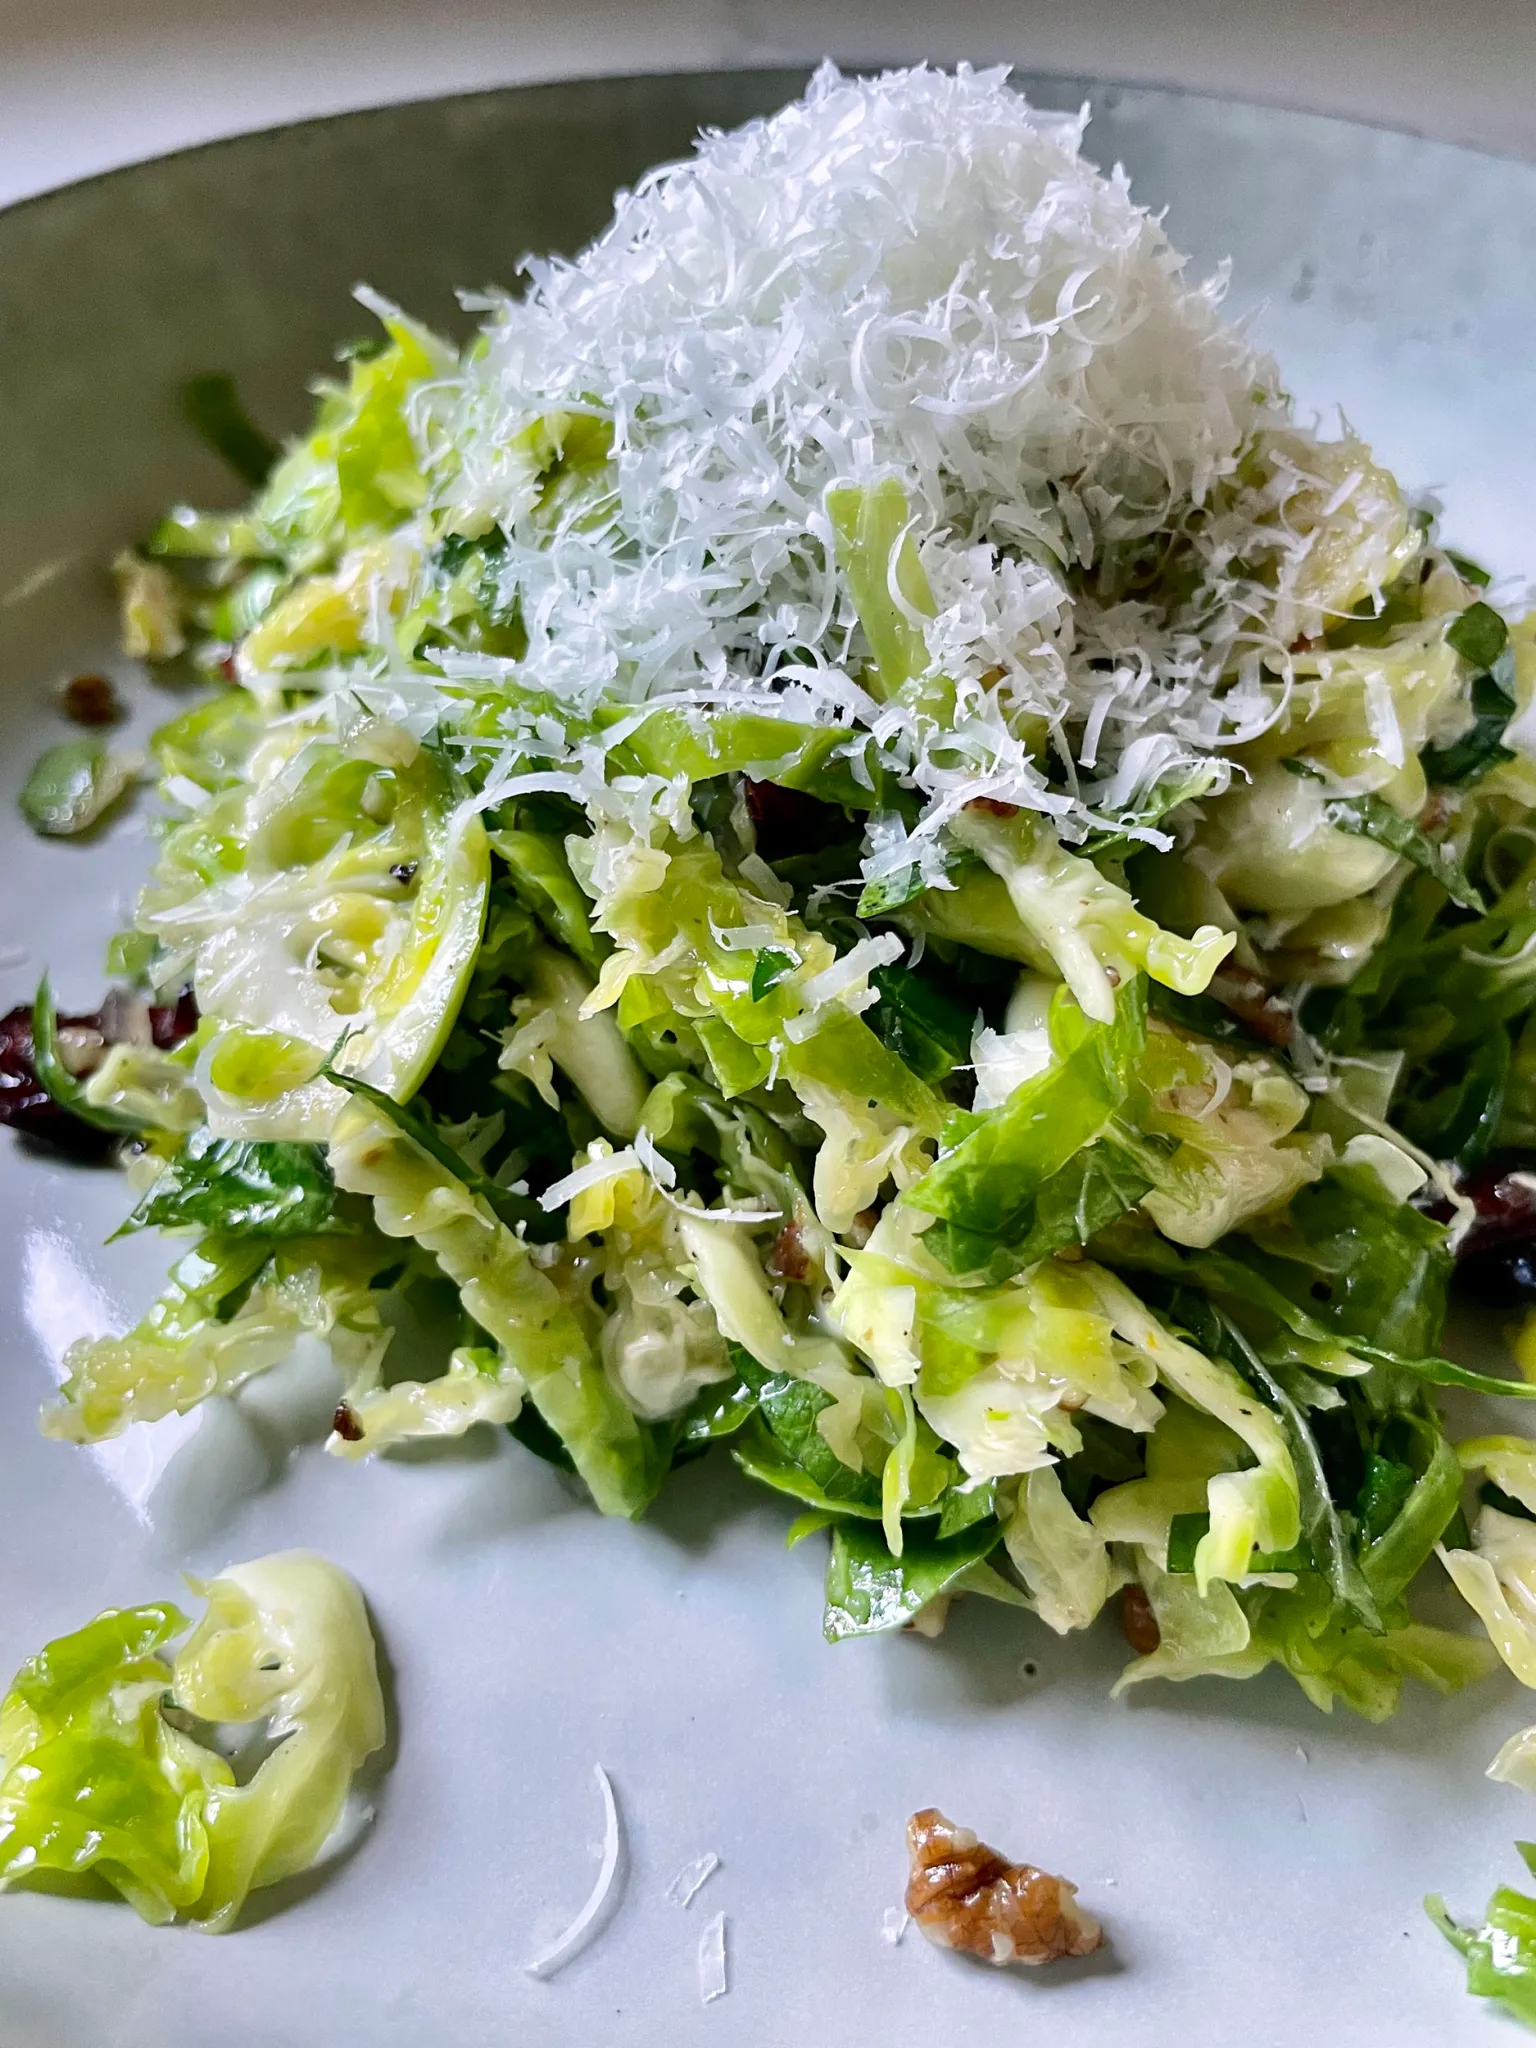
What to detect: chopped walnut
<box><xmin>904</xmin><ymin>1809</ymin><xmax>1103</xmax><ymax>1967</ymax></box>
<box><xmin>61</xmin><ymin>672</ymin><xmax>122</xmax><ymax>726</ymax></box>
<box><xmin>1121</xmin><ymin>1583</ymin><xmax>1161</xmax><ymax>1656</ymax></box>
<box><xmin>1208</xmin><ymin>966</ymin><xmax>1294</xmax><ymax>1049</ymax></box>
<box><xmin>964</xmin><ymin>795</ymin><xmax>1020</xmax><ymax>819</ymax></box>
<box><xmin>331</xmin><ymin>1401</ymin><xmax>365</xmax><ymax>1443</ymax></box>
<box><xmin>767</xmin><ymin>1220</ymin><xmax>810</xmax><ymax>1281</ymax></box>
<box><xmin>1419</xmin><ymin>787</ymin><xmax>1454</xmax><ymax>836</ymax></box>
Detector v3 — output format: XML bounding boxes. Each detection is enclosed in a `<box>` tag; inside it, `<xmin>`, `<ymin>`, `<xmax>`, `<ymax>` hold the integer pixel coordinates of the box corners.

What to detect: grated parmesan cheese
<box><xmin>523</xmin><ymin>1764</ymin><xmax>624</xmax><ymax>1979</ymax></box>
<box><xmin>410</xmin><ymin>59</ymin><xmax>1390</xmax><ymax>865</ymax></box>
<box><xmin>697</xmin><ymin>1910</ymin><xmax>729</xmax><ymax>2003</ymax></box>
<box><xmin>666</xmin><ymin>1851</ymin><xmax>721</xmax><ymax>1908</ymax></box>
<box><xmin>539</xmin><ymin>1148</ymin><xmax>642</xmax><ymax>1211</ymax></box>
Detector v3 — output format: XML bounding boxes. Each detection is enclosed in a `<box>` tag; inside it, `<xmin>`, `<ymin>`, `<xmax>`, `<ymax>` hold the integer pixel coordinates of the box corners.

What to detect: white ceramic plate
<box><xmin>2</xmin><ymin>72</ymin><xmax>1534</xmax><ymax>2047</ymax></box>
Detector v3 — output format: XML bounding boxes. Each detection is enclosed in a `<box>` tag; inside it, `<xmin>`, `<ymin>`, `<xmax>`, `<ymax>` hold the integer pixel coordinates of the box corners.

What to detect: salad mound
<box><xmin>25</xmin><ymin>61</ymin><xmax>1536</xmax><ymax>1744</ymax></box>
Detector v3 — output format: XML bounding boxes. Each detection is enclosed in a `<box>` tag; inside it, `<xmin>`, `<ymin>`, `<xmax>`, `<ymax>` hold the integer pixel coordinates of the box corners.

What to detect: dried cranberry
<box><xmin>1447</xmin><ymin>1152</ymin><xmax>1536</xmax><ymax>1306</ymax></box>
<box><xmin>1455</xmin><ymin>1153</ymin><xmax>1536</xmax><ymax>1259</ymax></box>
<box><xmin>0</xmin><ymin>985</ymin><xmax>197</xmax><ymax>1160</ymax></box>
<box><xmin>149</xmin><ymin>988</ymin><xmax>199</xmax><ymax>1049</ymax></box>
<box><xmin>0</xmin><ymin>1004</ymin><xmax>113</xmax><ymax>1158</ymax></box>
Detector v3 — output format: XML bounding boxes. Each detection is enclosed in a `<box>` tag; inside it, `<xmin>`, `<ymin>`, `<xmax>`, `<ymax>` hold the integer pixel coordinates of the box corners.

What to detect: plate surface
<box><xmin>2</xmin><ymin>70</ymin><xmax>1535</xmax><ymax>2048</ymax></box>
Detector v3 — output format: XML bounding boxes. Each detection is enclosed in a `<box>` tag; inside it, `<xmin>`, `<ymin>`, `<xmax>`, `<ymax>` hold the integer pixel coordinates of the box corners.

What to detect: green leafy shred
<box><xmin>1429</xmin><ymin>1844</ymin><xmax>1536</xmax><ymax>2032</ymax></box>
<box><xmin>0</xmin><ymin>1553</ymin><xmax>383</xmax><ymax>1931</ymax></box>
<box><xmin>1284</xmin><ymin>762</ymin><xmax>1486</xmax><ymax>911</ymax></box>
<box><xmin>823</xmin><ymin>1518</ymin><xmax>1009</xmax><ymax>1640</ymax></box>
<box><xmin>1445</xmin><ymin>599</ymin><xmax>1510</xmax><ymax>671</ymax></box>
<box><xmin>179</xmin><ymin>373</ymin><xmax>280</xmax><ymax>488</ymax></box>
<box><xmin>119</xmin><ymin>1129</ymin><xmax>343</xmax><ymax>1239</ymax></box>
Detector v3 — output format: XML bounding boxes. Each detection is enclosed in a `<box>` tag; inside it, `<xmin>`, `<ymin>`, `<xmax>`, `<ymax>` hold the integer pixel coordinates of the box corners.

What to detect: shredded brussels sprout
<box><xmin>21</xmin><ymin>69</ymin><xmax>1536</xmax><ymax>1869</ymax></box>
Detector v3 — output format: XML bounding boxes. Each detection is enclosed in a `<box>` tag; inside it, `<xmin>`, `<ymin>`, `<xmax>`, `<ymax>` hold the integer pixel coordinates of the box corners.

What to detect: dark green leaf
<box><xmin>1058</xmin><ymin>1414</ymin><xmax>1148</xmax><ymax>1516</ymax></box>
<box><xmin>489</xmin><ymin>827</ymin><xmax>608</xmax><ymax>978</ymax></box>
<box><xmin>1166</xmin><ymin>1512</ymin><xmax>1208</xmax><ymax>1575</ymax></box>
<box><xmin>924</xmin><ymin>1135</ymin><xmax>1152</xmax><ymax>1283</ymax></box>
<box><xmin>1360</xmin><ymin>1428</ymin><xmax>1463</xmax><ymax>1604</ymax></box>
<box><xmin>750</xmin><ymin>949</ymin><xmax>795</xmax><ymax>1002</ymax></box>
<box><xmin>1196</xmin><ymin>1300</ymin><xmax>1381</xmax><ymax>1627</ymax></box>
<box><xmin>823</xmin><ymin>1519</ymin><xmax>1006</xmax><ymax>1640</ymax></box>
<box><xmin>1146</xmin><ymin>981</ymin><xmax>1278</xmax><ymax>1053</ymax></box>
<box><xmin>669</xmin><ymin>1355</ymin><xmax>760</xmax><ymax>1451</ymax></box>
<box><xmin>909</xmin><ymin>975</ymin><xmax>1146</xmax><ymax>1244</ymax></box>
<box><xmin>865</xmin><ymin>963</ymin><xmax>974</xmax><ymax>1084</ymax></box>
<box><xmin>731</xmin><ymin>1354</ymin><xmax>884</xmax><ymax>1513</ymax></box>
<box><xmin>1309</xmin><ymin>785</ymin><xmax>1486</xmax><ymax>913</ymax></box>
<box><xmin>937</xmin><ymin>1478</ymin><xmax>997</xmax><ymax>1538</ymax></box>
<box><xmin>1446</xmin><ymin>601</ymin><xmax>1510</xmax><ymax>671</ymax></box>
<box><xmin>741</xmin><ymin>1425</ymin><xmax>884</xmax><ymax>1523</ymax></box>
<box><xmin>1359</xmin><ymin>1343</ymin><xmax>1536</xmax><ymax>1401</ymax></box>
<box><xmin>1239</xmin><ymin>1166</ymin><xmax>1452</xmax><ymax>1358</ymax></box>
<box><xmin>29</xmin><ymin>976</ymin><xmax>141</xmax><ymax>1134</ymax></box>
<box><xmin>179</xmin><ymin>373</ymin><xmax>279</xmax><ymax>488</ymax></box>
<box><xmin>1399</xmin><ymin>1023</ymin><xmax>1509</xmax><ymax>1170</ymax></box>
<box><xmin>1165</xmin><ymin>1511</ymin><xmax>1310</xmax><ymax>1577</ymax></box>
<box><xmin>1446</xmin><ymin>550</ymin><xmax>1492</xmax><ymax>589</ymax></box>
<box><xmin>321</xmin><ymin>1057</ymin><xmax>561</xmax><ymax>1240</ymax></box>
<box><xmin>20</xmin><ymin>741</ymin><xmax>135</xmax><ymax>838</ymax></box>
<box><xmin>1428</xmin><ymin>1852</ymin><xmax>1536</xmax><ymax>2029</ymax></box>
<box><xmin>118</xmin><ymin>1128</ymin><xmax>341</xmax><ymax>1239</ymax></box>
<box><xmin>1099</xmin><ymin>1220</ymin><xmax>1536</xmax><ymax>1402</ymax></box>
<box><xmin>733</xmin><ymin>1417</ymin><xmax>884</xmax><ymax>1518</ymax></box>
<box><xmin>1357</xmin><ymin>1455</ymin><xmax>1415</xmax><ymax>1544</ymax></box>
<box><xmin>1422</xmin><ymin>651</ymin><xmax>1518</xmax><ymax>787</ymax></box>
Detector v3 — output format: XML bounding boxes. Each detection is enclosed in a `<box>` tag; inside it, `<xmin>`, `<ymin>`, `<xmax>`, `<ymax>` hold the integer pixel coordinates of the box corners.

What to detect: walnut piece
<box><xmin>904</xmin><ymin>1808</ymin><xmax>1104</xmax><ymax>1967</ymax></box>
<box><xmin>61</xmin><ymin>672</ymin><xmax>122</xmax><ymax>726</ymax></box>
<box><xmin>767</xmin><ymin>1220</ymin><xmax>811</xmax><ymax>1281</ymax></box>
<box><xmin>1121</xmin><ymin>1582</ymin><xmax>1161</xmax><ymax>1656</ymax></box>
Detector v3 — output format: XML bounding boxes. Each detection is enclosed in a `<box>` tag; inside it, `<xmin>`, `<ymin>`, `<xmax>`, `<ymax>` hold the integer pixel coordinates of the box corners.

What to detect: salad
<box><xmin>13</xmin><ymin>57</ymin><xmax>1536</xmax><ymax>1998</ymax></box>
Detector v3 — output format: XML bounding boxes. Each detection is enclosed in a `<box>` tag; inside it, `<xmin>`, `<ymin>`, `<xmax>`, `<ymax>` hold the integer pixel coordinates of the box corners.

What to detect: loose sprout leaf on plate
<box><xmin>20</xmin><ymin>739</ymin><xmax>138</xmax><ymax>837</ymax></box>
<box><xmin>0</xmin><ymin>1552</ymin><xmax>385</xmax><ymax>1932</ymax></box>
<box><xmin>1428</xmin><ymin>1844</ymin><xmax>1536</xmax><ymax>2032</ymax></box>
<box><xmin>19</xmin><ymin>59</ymin><xmax>1536</xmax><ymax>1826</ymax></box>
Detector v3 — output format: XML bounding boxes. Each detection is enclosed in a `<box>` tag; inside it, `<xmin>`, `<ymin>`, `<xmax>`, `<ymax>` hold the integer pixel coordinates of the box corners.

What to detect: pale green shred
<box><xmin>0</xmin><ymin>1552</ymin><xmax>383</xmax><ymax>1931</ymax></box>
